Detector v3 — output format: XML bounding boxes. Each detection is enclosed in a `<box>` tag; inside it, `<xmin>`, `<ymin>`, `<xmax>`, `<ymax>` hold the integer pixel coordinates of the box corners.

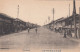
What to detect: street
<box><xmin>0</xmin><ymin>27</ymin><xmax>79</xmax><ymax>50</ymax></box>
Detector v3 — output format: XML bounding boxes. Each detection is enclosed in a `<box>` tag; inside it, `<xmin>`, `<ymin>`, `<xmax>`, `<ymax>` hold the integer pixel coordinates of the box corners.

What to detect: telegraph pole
<box><xmin>15</xmin><ymin>5</ymin><xmax>19</xmax><ymax>32</ymax></box>
<box><xmin>79</xmin><ymin>7</ymin><xmax>80</xmax><ymax>38</ymax></box>
<box><xmin>17</xmin><ymin>5</ymin><xmax>19</xmax><ymax>18</ymax></box>
<box><xmin>46</xmin><ymin>20</ymin><xmax>47</xmax><ymax>24</ymax></box>
<box><xmin>69</xmin><ymin>4</ymin><xmax>72</xmax><ymax>30</ymax></box>
<box><xmin>48</xmin><ymin>16</ymin><xmax>50</xmax><ymax>29</ymax></box>
<box><xmin>44</xmin><ymin>22</ymin><xmax>45</xmax><ymax>25</ymax></box>
<box><xmin>48</xmin><ymin>16</ymin><xmax>50</xmax><ymax>23</ymax></box>
<box><xmin>69</xmin><ymin>4</ymin><xmax>70</xmax><ymax>17</ymax></box>
<box><xmin>73</xmin><ymin>0</ymin><xmax>77</xmax><ymax>38</ymax></box>
<box><xmin>53</xmin><ymin>8</ymin><xmax>54</xmax><ymax>29</ymax></box>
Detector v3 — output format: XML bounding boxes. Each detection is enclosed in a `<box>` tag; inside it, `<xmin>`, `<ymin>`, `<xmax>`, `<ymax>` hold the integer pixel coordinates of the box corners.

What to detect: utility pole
<box><xmin>13</xmin><ymin>5</ymin><xmax>20</xmax><ymax>32</ymax></box>
<box><xmin>17</xmin><ymin>5</ymin><xmax>19</xmax><ymax>18</ymax></box>
<box><xmin>73</xmin><ymin>0</ymin><xmax>77</xmax><ymax>38</ymax></box>
<box><xmin>44</xmin><ymin>22</ymin><xmax>45</xmax><ymax>25</ymax></box>
<box><xmin>79</xmin><ymin>7</ymin><xmax>80</xmax><ymax>38</ymax></box>
<box><xmin>69</xmin><ymin>4</ymin><xmax>70</xmax><ymax>17</ymax></box>
<box><xmin>48</xmin><ymin>16</ymin><xmax>50</xmax><ymax>23</ymax></box>
<box><xmin>69</xmin><ymin>4</ymin><xmax>72</xmax><ymax>31</ymax></box>
<box><xmin>46</xmin><ymin>20</ymin><xmax>47</xmax><ymax>24</ymax></box>
<box><xmin>53</xmin><ymin>8</ymin><xmax>54</xmax><ymax>29</ymax></box>
<box><xmin>48</xmin><ymin>16</ymin><xmax>50</xmax><ymax>29</ymax></box>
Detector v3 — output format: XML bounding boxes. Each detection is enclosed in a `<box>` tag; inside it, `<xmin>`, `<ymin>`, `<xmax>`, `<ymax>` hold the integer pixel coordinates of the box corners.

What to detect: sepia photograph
<box><xmin>0</xmin><ymin>0</ymin><xmax>80</xmax><ymax>52</ymax></box>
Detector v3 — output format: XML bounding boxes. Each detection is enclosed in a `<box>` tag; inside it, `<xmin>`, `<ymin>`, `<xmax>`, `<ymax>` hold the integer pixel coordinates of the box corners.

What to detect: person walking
<box><xmin>28</xmin><ymin>28</ymin><xmax>30</xmax><ymax>33</ymax></box>
<box><xmin>35</xmin><ymin>27</ymin><xmax>38</xmax><ymax>34</ymax></box>
<box><xmin>64</xmin><ymin>29</ymin><xmax>67</xmax><ymax>38</ymax></box>
<box><xmin>69</xmin><ymin>29</ymin><xmax>72</xmax><ymax>37</ymax></box>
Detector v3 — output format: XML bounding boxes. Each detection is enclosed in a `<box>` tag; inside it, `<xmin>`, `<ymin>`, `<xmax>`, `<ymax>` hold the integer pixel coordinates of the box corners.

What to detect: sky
<box><xmin>0</xmin><ymin>0</ymin><xmax>80</xmax><ymax>26</ymax></box>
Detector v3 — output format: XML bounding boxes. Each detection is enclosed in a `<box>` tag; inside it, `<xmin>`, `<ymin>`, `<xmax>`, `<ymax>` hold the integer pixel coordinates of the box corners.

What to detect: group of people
<box><xmin>27</xmin><ymin>27</ymin><xmax>38</xmax><ymax>34</ymax></box>
<box><xmin>63</xmin><ymin>29</ymin><xmax>72</xmax><ymax>38</ymax></box>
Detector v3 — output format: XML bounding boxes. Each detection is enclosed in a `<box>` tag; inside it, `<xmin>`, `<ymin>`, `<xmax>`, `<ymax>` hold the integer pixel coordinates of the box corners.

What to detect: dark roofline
<box><xmin>54</xmin><ymin>14</ymin><xmax>79</xmax><ymax>23</ymax></box>
<box><xmin>0</xmin><ymin>13</ymin><xmax>15</xmax><ymax>20</ymax></box>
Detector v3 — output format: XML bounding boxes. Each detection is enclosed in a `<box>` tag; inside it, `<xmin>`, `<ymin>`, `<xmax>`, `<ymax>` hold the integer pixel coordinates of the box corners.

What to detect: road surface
<box><xmin>0</xmin><ymin>27</ymin><xmax>79</xmax><ymax>50</ymax></box>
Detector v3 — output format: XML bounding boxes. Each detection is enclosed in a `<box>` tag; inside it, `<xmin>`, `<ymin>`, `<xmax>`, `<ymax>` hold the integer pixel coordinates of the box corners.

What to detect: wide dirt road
<box><xmin>0</xmin><ymin>27</ymin><xmax>79</xmax><ymax>50</ymax></box>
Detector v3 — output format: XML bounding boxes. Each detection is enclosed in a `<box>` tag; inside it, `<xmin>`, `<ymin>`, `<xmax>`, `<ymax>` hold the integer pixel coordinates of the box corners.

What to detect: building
<box><xmin>47</xmin><ymin>0</ymin><xmax>80</xmax><ymax>38</ymax></box>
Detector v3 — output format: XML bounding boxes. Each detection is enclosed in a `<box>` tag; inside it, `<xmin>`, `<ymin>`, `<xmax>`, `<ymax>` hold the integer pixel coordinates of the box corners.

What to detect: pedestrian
<box><xmin>28</xmin><ymin>28</ymin><xmax>30</xmax><ymax>33</ymax></box>
<box><xmin>64</xmin><ymin>29</ymin><xmax>66</xmax><ymax>38</ymax></box>
<box><xmin>69</xmin><ymin>29</ymin><xmax>72</xmax><ymax>37</ymax></box>
<box><xmin>35</xmin><ymin>27</ymin><xmax>38</xmax><ymax>34</ymax></box>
